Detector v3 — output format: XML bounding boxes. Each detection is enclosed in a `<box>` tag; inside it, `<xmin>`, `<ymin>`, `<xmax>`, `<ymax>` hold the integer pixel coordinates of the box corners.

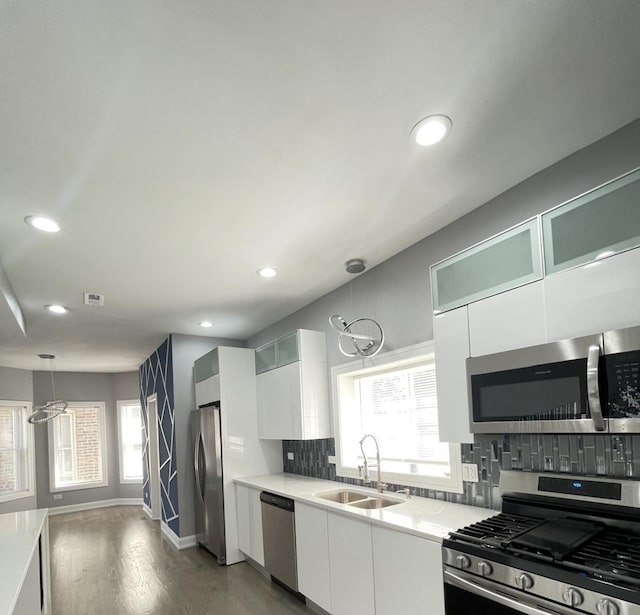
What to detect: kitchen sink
<box><xmin>348</xmin><ymin>497</ymin><xmax>400</xmax><ymax>509</ymax></box>
<box><xmin>316</xmin><ymin>490</ymin><xmax>368</xmax><ymax>504</ymax></box>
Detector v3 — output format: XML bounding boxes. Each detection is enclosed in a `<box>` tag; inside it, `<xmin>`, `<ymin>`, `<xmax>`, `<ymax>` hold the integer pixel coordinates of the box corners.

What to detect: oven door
<box><xmin>467</xmin><ymin>333</ymin><xmax>606</xmax><ymax>434</ymax></box>
<box><xmin>444</xmin><ymin>569</ymin><xmax>575</xmax><ymax>615</ymax></box>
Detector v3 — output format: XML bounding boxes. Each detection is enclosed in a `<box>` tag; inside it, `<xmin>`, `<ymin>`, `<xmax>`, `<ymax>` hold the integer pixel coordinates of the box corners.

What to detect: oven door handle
<box><xmin>587</xmin><ymin>343</ymin><xmax>605</xmax><ymax>431</ymax></box>
<box><xmin>444</xmin><ymin>570</ymin><xmax>567</xmax><ymax>615</ymax></box>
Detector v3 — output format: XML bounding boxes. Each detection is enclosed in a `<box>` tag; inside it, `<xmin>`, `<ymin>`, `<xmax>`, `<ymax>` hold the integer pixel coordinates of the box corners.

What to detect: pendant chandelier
<box><xmin>329</xmin><ymin>259</ymin><xmax>384</xmax><ymax>358</ymax></box>
<box><xmin>27</xmin><ymin>354</ymin><xmax>68</xmax><ymax>424</ymax></box>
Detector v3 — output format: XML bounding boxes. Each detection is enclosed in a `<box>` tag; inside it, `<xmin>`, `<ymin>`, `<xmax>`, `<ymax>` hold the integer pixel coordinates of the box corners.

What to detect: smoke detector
<box><xmin>83</xmin><ymin>292</ymin><xmax>105</xmax><ymax>306</ymax></box>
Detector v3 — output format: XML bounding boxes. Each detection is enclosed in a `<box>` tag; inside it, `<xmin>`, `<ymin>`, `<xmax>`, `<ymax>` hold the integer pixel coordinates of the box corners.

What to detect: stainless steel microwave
<box><xmin>467</xmin><ymin>325</ymin><xmax>640</xmax><ymax>434</ymax></box>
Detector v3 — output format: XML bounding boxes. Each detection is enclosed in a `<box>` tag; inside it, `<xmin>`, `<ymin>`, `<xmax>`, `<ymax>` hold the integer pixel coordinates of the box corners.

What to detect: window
<box><xmin>117</xmin><ymin>400</ymin><xmax>143</xmax><ymax>483</ymax></box>
<box><xmin>0</xmin><ymin>401</ymin><xmax>34</xmax><ymax>503</ymax></box>
<box><xmin>48</xmin><ymin>402</ymin><xmax>107</xmax><ymax>491</ymax></box>
<box><xmin>332</xmin><ymin>342</ymin><xmax>462</xmax><ymax>493</ymax></box>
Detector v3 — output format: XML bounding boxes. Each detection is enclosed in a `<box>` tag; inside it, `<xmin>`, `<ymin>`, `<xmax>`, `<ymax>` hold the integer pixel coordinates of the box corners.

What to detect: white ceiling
<box><xmin>2</xmin><ymin>1</ymin><xmax>640</xmax><ymax>372</ymax></box>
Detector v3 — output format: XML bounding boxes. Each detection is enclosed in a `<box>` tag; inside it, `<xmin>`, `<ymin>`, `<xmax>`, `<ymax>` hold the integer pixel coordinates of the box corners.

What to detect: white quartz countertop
<box><xmin>235</xmin><ymin>473</ymin><xmax>496</xmax><ymax>543</ymax></box>
<box><xmin>0</xmin><ymin>508</ymin><xmax>48</xmax><ymax>615</ymax></box>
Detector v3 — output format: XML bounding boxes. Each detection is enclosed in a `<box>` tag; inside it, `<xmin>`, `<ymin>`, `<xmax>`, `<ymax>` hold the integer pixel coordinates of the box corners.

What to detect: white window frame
<box><xmin>116</xmin><ymin>399</ymin><xmax>143</xmax><ymax>484</ymax></box>
<box><xmin>331</xmin><ymin>341</ymin><xmax>463</xmax><ymax>494</ymax></box>
<box><xmin>0</xmin><ymin>401</ymin><xmax>35</xmax><ymax>504</ymax></box>
<box><xmin>48</xmin><ymin>401</ymin><xmax>108</xmax><ymax>492</ymax></box>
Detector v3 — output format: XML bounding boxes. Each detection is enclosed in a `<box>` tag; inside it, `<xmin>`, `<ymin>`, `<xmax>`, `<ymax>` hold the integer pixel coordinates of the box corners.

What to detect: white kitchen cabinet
<box><xmin>257</xmin><ymin>330</ymin><xmax>330</xmax><ymax>440</ymax></box>
<box><xmin>372</xmin><ymin>526</ymin><xmax>444</xmax><ymax>615</ymax></box>
<box><xmin>431</xmin><ymin>218</ymin><xmax>542</xmax><ymax>313</ymax></box>
<box><xmin>327</xmin><ymin>512</ymin><xmax>375</xmax><ymax>615</ymax></box>
<box><xmin>542</xmin><ymin>167</ymin><xmax>640</xmax><ymax>275</ymax></box>
<box><xmin>433</xmin><ymin>306</ymin><xmax>473</xmax><ymax>443</ymax></box>
<box><xmin>295</xmin><ymin>503</ymin><xmax>331</xmax><ymax>612</ymax></box>
<box><xmin>235</xmin><ymin>484</ymin><xmax>264</xmax><ymax>566</ymax></box>
<box><xmin>544</xmin><ymin>247</ymin><xmax>640</xmax><ymax>341</ymax></box>
<box><xmin>468</xmin><ymin>281</ymin><xmax>547</xmax><ymax>356</ymax></box>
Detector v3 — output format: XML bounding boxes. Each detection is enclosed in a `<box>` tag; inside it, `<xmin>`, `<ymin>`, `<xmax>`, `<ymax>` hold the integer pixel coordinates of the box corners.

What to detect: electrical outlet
<box><xmin>462</xmin><ymin>463</ymin><xmax>479</xmax><ymax>483</ymax></box>
<box><xmin>327</xmin><ymin>455</ymin><xmax>336</xmax><ymax>464</ymax></box>
<box><xmin>287</xmin><ymin>452</ymin><xmax>294</xmax><ymax>461</ymax></box>
<box><xmin>53</xmin><ymin>494</ymin><xmax>63</xmax><ymax>500</ymax></box>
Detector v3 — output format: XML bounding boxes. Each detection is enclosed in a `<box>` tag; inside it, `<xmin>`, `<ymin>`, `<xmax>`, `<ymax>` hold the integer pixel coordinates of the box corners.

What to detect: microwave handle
<box><xmin>587</xmin><ymin>344</ymin><xmax>605</xmax><ymax>431</ymax></box>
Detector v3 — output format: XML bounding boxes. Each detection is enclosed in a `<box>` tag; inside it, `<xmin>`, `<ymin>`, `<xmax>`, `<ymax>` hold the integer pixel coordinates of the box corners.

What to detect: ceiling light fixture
<box><xmin>27</xmin><ymin>354</ymin><xmax>68</xmax><ymax>424</ymax></box>
<box><xmin>46</xmin><ymin>304</ymin><xmax>68</xmax><ymax>314</ymax></box>
<box><xmin>329</xmin><ymin>259</ymin><xmax>385</xmax><ymax>358</ymax></box>
<box><xmin>411</xmin><ymin>114</ymin><xmax>452</xmax><ymax>146</ymax></box>
<box><xmin>199</xmin><ymin>321</ymin><xmax>213</xmax><ymax>328</ymax></box>
<box><xmin>24</xmin><ymin>215</ymin><xmax>60</xmax><ymax>233</ymax></box>
<box><xmin>257</xmin><ymin>267</ymin><xmax>277</xmax><ymax>278</ymax></box>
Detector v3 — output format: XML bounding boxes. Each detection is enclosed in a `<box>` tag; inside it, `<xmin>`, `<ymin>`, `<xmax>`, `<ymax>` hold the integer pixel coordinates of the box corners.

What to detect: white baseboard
<box><xmin>48</xmin><ymin>498</ymin><xmax>143</xmax><ymax>516</ymax></box>
<box><xmin>142</xmin><ymin>503</ymin><xmax>153</xmax><ymax>519</ymax></box>
<box><xmin>160</xmin><ymin>521</ymin><xmax>197</xmax><ymax>550</ymax></box>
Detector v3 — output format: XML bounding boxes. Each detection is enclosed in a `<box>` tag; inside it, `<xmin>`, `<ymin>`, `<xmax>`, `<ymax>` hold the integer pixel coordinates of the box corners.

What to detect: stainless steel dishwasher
<box><xmin>260</xmin><ymin>491</ymin><xmax>298</xmax><ymax>592</ymax></box>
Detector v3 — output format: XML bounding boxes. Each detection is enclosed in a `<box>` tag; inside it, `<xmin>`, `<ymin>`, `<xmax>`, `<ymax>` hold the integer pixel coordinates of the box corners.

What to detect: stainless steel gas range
<box><xmin>443</xmin><ymin>471</ymin><xmax>640</xmax><ymax>615</ymax></box>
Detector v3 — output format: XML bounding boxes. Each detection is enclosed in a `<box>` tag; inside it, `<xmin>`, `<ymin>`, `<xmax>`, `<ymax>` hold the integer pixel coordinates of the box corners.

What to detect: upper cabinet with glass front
<box><xmin>542</xmin><ymin>168</ymin><xmax>640</xmax><ymax>275</ymax></box>
<box><xmin>430</xmin><ymin>218</ymin><xmax>543</xmax><ymax>313</ymax></box>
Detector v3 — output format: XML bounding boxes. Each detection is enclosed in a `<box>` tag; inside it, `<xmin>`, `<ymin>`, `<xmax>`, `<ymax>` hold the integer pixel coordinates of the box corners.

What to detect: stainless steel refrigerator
<box><xmin>191</xmin><ymin>404</ymin><xmax>226</xmax><ymax>564</ymax></box>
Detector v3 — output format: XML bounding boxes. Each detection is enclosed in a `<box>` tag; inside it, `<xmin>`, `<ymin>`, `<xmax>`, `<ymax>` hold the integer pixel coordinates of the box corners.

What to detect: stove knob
<box><xmin>477</xmin><ymin>561</ymin><xmax>493</xmax><ymax>577</ymax></box>
<box><xmin>515</xmin><ymin>573</ymin><xmax>534</xmax><ymax>590</ymax></box>
<box><xmin>562</xmin><ymin>587</ymin><xmax>584</xmax><ymax>607</ymax></box>
<box><xmin>596</xmin><ymin>599</ymin><xmax>619</xmax><ymax>615</ymax></box>
<box><xmin>455</xmin><ymin>555</ymin><xmax>471</xmax><ymax>569</ymax></box>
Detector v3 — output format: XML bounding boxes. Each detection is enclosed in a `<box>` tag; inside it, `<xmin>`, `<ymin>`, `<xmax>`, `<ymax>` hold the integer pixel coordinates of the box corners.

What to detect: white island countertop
<box><xmin>0</xmin><ymin>508</ymin><xmax>48</xmax><ymax>615</ymax></box>
<box><xmin>235</xmin><ymin>473</ymin><xmax>496</xmax><ymax>543</ymax></box>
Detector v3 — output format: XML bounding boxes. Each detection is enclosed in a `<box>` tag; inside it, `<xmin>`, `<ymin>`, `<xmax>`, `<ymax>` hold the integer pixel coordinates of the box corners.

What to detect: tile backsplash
<box><xmin>282</xmin><ymin>434</ymin><xmax>640</xmax><ymax>511</ymax></box>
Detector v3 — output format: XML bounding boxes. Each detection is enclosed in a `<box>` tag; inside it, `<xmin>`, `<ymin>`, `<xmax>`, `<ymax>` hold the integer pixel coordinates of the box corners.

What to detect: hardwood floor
<box><xmin>49</xmin><ymin>506</ymin><xmax>315</xmax><ymax>615</ymax></box>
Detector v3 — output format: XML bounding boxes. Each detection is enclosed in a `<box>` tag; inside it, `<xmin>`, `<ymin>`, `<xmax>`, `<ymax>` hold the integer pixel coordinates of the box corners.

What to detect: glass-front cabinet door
<box><xmin>276</xmin><ymin>331</ymin><xmax>299</xmax><ymax>367</ymax></box>
<box><xmin>431</xmin><ymin>218</ymin><xmax>542</xmax><ymax>313</ymax></box>
<box><xmin>194</xmin><ymin>348</ymin><xmax>219</xmax><ymax>383</ymax></box>
<box><xmin>542</xmin><ymin>167</ymin><xmax>640</xmax><ymax>275</ymax></box>
<box><xmin>255</xmin><ymin>342</ymin><xmax>277</xmax><ymax>374</ymax></box>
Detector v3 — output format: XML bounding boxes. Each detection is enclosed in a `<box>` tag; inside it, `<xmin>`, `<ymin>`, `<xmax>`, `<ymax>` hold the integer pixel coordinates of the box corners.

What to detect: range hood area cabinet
<box><xmin>433</xmin><ymin>247</ymin><xmax>640</xmax><ymax>443</ymax></box>
<box><xmin>255</xmin><ymin>329</ymin><xmax>331</xmax><ymax>440</ymax></box>
<box><xmin>434</xmin><ymin>281</ymin><xmax>548</xmax><ymax>444</ymax></box>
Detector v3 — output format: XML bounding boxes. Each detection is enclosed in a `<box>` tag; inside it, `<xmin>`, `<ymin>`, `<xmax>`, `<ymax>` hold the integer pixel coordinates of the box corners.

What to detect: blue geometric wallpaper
<box><xmin>140</xmin><ymin>336</ymin><xmax>180</xmax><ymax>535</ymax></box>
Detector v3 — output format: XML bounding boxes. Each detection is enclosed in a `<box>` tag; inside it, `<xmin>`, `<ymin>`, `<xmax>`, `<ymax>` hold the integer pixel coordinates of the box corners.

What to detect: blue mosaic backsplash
<box><xmin>282</xmin><ymin>434</ymin><xmax>640</xmax><ymax>511</ymax></box>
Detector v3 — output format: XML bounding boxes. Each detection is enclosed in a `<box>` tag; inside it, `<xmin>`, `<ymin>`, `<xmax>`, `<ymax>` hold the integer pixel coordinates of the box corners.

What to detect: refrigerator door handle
<box><xmin>194</xmin><ymin>431</ymin><xmax>204</xmax><ymax>501</ymax></box>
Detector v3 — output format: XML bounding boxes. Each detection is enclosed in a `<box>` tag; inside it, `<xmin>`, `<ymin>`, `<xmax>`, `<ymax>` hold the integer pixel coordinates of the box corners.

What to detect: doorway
<box><xmin>146</xmin><ymin>394</ymin><xmax>161</xmax><ymax>521</ymax></box>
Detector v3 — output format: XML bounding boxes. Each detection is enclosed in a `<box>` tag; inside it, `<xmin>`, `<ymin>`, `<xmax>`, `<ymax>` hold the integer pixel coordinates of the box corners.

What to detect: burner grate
<box><xmin>563</xmin><ymin>529</ymin><xmax>640</xmax><ymax>589</ymax></box>
<box><xmin>448</xmin><ymin>513</ymin><xmax>542</xmax><ymax>549</ymax></box>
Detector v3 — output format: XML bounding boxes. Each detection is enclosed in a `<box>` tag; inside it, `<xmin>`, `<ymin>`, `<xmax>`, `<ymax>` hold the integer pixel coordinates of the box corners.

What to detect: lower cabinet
<box><xmin>295</xmin><ymin>503</ymin><xmax>332</xmax><ymax>612</ymax></box>
<box><xmin>235</xmin><ymin>484</ymin><xmax>264</xmax><ymax>566</ymax></box>
<box><xmin>372</xmin><ymin>525</ymin><xmax>445</xmax><ymax>615</ymax></box>
<box><xmin>327</xmin><ymin>512</ymin><xmax>375</xmax><ymax>615</ymax></box>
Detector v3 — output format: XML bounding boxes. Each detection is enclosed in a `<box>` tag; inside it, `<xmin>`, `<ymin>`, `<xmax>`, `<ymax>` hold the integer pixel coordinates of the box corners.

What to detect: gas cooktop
<box><xmin>443</xmin><ymin>471</ymin><xmax>640</xmax><ymax>615</ymax></box>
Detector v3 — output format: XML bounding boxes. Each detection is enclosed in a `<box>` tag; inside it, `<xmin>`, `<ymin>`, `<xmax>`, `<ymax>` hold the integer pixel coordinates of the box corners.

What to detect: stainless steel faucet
<box><xmin>358</xmin><ymin>434</ymin><xmax>387</xmax><ymax>493</ymax></box>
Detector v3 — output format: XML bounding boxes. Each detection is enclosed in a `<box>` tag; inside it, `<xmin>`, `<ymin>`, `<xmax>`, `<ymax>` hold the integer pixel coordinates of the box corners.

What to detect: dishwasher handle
<box><xmin>260</xmin><ymin>491</ymin><xmax>295</xmax><ymax>512</ymax></box>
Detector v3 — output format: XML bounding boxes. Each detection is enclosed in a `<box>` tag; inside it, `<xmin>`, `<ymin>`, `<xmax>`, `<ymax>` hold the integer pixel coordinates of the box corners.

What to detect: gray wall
<box><xmin>0</xmin><ymin>366</ymin><xmax>36</xmax><ymax>514</ymax></box>
<box><xmin>33</xmin><ymin>371</ymin><xmax>141</xmax><ymax>510</ymax></box>
<box><xmin>171</xmin><ymin>334</ymin><xmax>245</xmax><ymax>537</ymax></box>
<box><xmin>247</xmin><ymin>119</ymin><xmax>640</xmax><ymax>358</ymax></box>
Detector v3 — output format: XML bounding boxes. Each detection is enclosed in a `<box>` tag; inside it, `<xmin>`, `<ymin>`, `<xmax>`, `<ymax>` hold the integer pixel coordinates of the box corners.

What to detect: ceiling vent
<box><xmin>83</xmin><ymin>292</ymin><xmax>104</xmax><ymax>307</ymax></box>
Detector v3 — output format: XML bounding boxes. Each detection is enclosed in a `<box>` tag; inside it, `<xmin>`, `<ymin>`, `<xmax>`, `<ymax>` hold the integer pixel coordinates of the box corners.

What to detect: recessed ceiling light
<box><xmin>46</xmin><ymin>304</ymin><xmax>68</xmax><ymax>314</ymax></box>
<box><xmin>411</xmin><ymin>115</ymin><xmax>452</xmax><ymax>146</ymax></box>
<box><xmin>199</xmin><ymin>321</ymin><xmax>213</xmax><ymax>328</ymax></box>
<box><xmin>257</xmin><ymin>267</ymin><xmax>277</xmax><ymax>278</ymax></box>
<box><xmin>25</xmin><ymin>216</ymin><xmax>60</xmax><ymax>233</ymax></box>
